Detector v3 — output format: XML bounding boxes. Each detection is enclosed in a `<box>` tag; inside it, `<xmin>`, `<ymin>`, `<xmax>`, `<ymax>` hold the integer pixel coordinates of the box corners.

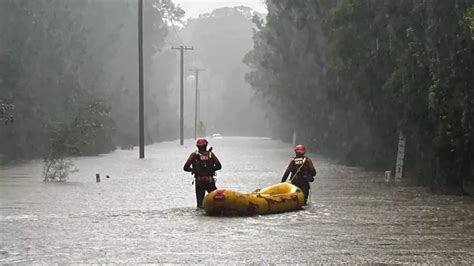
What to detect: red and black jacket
<box><xmin>183</xmin><ymin>151</ymin><xmax>222</xmax><ymax>177</ymax></box>
<box><xmin>281</xmin><ymin>156</ymin><xmax>316</xmax><ymax>183</ymax></box>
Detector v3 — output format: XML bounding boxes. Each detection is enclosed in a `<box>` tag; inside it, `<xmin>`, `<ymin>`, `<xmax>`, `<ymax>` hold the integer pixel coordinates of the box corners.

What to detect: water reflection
<box><xmin>1</xmin><ymin>138</ymin><xmax>473</xmax><ymax>263</ymax></box>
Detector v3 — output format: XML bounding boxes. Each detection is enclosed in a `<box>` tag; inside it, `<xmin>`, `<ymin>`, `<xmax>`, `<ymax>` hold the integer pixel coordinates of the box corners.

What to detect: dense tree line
<box><xmin>245</xmin><ymin>0</ymin><xmax>474</xmax><ymax>194</ymax></box>
<box><xmin>0</xmin><ymin>0</ymin><xmax>184</xmax><ymax>162</ymax></box>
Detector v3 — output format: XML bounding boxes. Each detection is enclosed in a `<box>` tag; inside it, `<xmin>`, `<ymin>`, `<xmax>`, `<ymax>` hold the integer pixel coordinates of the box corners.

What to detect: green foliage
<box><xmin>43</xmin><ymin>157</ymin><xmax>77</xmax><ymax>182</ymax></box>
<box><xmin>53</xmin><ymin>99</ymin><xmax>116</xmax><ymax>156</ymax></box>
<box><xmin>43</xmin><ymin>100</ymin><xmax>115</xmax><ymax>181</ymax></box>
<box><xmin>42</xmin><ymin>99</ymin><xmax>114</xmax><ymax>181</ymax></box>
<box><xmin>0</xmin><ymin>100</ymin><xmax>14</xmax><ymax>124</ymax></box>
<box><xmin>0</xmin><ymin>0</ymin><xmax>184</xmax><ymax>163</ymax></box>
<box><xmin>466</xmin><ymin>6</ymin><xmax>474</xmax><ymax>32</ymax></box>
<box><xmin>246</xmin><ymin>0</ymin><xmax>474</xmax><ymax>194</ymax></box>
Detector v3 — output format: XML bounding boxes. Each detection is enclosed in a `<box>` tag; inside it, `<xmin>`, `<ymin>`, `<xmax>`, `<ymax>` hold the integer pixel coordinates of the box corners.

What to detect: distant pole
<box><xmin>194</xmin><ymin>69</ymin><xmax>198</xmax><ymax>140</ymax></box>
<box><xmin>180</xmin><ymin>46</ymin><xmax>184</xmax><ymax>145</ymax></box>
<box><xmin>189</xmin><ymin>68</ymin><xmax>205</xmax><ymax>140</ymax></box>
<box><xmin>172</xmin><ymin>45</ymin><xmax>193</xmax><ymax>145</ymax></box>
<box><xmin>138</xmin><ymin>0</ymin><xmax>145</xmax><ymax>158</ymax></box>
<box><xmin>292</xmin><ymin>131</ymin><xmax>297</xmax><ymax>147</ymax></box>
<box><xmin>207</xmin><ymin>85</ymin><xmax>210</xmax><ymax>129</ymax></box>
<box><xmin>197</xmin><ymin>89</ymin><xmax>201</xmax><ymax>126</ymax></box>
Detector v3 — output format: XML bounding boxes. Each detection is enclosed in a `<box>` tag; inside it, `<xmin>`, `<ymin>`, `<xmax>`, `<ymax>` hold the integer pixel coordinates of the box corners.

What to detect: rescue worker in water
<box><xmin>183</xmin><ymin>138</ymin><xmax>222</xmax><ymax>208</ymax></box>
<box><xmin>281</xmin><ymin>145</ymin><xmax>317</xmax><ymax>205</ymax></box>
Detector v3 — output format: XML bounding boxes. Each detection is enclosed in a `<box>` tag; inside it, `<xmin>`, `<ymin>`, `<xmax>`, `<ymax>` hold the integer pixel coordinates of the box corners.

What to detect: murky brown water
<box><xmin>1</xmin><ymin>137</ymin><xmax>473</xmax><ymax>263</ymax></box>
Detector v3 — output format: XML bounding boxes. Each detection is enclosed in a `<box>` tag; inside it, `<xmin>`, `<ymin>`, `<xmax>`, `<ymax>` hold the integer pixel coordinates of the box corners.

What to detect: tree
<box><xmin>245</xmin><ymin>0</ymin><xmax>474</xmax><ymax>194</ymax></box>
<box><xmin>0</xmin><ymin>0</ymin><xmax>185</xmax><ymax>162</ymax></box>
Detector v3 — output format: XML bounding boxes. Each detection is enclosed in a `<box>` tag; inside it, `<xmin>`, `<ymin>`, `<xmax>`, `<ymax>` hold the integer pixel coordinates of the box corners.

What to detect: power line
<box><xmin>170</xmin><ymin>17</ymin><xmax>184</xmax><ymax>44</ymax></box>
<box><xmin>154</xmin><ymin>2</ymin><xmax>184</xmax><ymax>45</ymax></box>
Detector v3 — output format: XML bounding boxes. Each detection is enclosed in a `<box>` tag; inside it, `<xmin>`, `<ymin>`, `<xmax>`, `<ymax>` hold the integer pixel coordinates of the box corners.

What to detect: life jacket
<box><xmin>293</xmin><ymin>157</ymin><xmax>306</xmax><ymax>167</ymax></box>
<box><xmin>290</xmin><ymin>157</ymin><xmax>308</xmax><ymax>181</ymax></box>
<box><xmin>193</xmin><ymin>151</ymin><xmax>214</xmax><ymax>176</ymax></box>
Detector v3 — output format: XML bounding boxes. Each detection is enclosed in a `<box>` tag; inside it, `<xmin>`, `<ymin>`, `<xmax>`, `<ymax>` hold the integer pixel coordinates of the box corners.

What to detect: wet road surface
<box><xmin>1</xmin><ymin>137</ymin><xmax>473</xmax><ymax>263</ymax></box>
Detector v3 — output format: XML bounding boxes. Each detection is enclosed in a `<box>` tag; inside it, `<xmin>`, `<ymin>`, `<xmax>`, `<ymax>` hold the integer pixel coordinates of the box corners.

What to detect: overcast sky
<box><xmin>173</xmin><ymin>0</ymin><xmax>268</xmax><ymax>18</ymax></box>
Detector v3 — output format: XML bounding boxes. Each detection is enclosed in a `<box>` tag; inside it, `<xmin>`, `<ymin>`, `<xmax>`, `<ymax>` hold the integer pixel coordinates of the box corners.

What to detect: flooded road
<box><xmin>1</xmin><ymin>137</ymin><xmax>473</xmax><ymax>263</ymax></box>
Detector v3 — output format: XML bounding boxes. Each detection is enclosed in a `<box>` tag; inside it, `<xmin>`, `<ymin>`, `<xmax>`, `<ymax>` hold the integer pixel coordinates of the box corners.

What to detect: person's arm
<box><xmin>183</xmin><ymin>153</ymin><xmax>195</xmax><ymax>173</ymax></box>
<box><xmin>281</xmin><ymin>160</ymin><xmax>293</xmax><ymax>182</ymax></box>
<box><xmin>211</xmin><ymin>152</ymin><xmax>222</xmax><ymax>171</ymax></box>
<box><xmin>305</xmin><ymin>157</ymin><xmax>316</xmax><ymax>182</ymax></box>
<box><xmin>306</xmin><ymin>157</ymin><xmax>316</xmax><ymax>176</ymax></box>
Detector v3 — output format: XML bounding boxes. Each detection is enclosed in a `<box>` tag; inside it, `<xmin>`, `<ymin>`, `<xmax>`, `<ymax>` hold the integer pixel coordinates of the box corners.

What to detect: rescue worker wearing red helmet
<box><xmin>183</xmin><ymin>138</ymin><xmax>222</xmax><ymax>208</ymax></box>
<box><xmin>281</xmin><ymin>144</ymin><xmax>317</xmax><ymax>205</ymax></box>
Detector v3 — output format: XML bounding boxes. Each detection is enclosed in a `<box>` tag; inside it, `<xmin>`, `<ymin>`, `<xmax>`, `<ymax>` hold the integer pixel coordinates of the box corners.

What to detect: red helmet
<box><xmin>295</xmin><ymin>145</ymin><xmax>305</xmax><ymax>155</ymax></box>
<box><xmin>196</xmin><ymin>138</ymin><xmax>208</xmax><ymax>146</ymax></box>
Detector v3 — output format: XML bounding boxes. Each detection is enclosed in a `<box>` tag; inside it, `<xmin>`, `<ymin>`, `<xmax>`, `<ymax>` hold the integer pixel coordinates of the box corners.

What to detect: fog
<box><xmin>172</xmin><ymin>0</ymin><xmax>267</xmax><ymax>19</ymax></box>
<box><xmin>0</xmin><ymin>1</ymin><xmax>268</xmax><ymax>161</ymax></box>
<box><xmin>174</xmin><ymin>6</ymin><xmax>269</xmax><ymax>137</ymax></box>
<box><xmin>2</xmin><ymin>1</ymin><xmax>474</xmax><ymax>264</ymax></box>
<box><xmin>1</xmin><ymin>0</ymin><xmax>474</xmax><ymax>193</ymax></box>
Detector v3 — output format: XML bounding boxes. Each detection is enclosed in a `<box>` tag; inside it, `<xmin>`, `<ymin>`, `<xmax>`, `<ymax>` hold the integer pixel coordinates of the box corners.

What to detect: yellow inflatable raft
<box><xmin>203</xmin><ymin>182</ymin><xmax>304</xmax><ymax>216</ymax></box>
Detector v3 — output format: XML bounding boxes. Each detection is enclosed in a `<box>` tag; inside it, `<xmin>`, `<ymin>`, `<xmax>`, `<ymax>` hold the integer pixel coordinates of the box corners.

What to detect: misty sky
<box><xmin>173</xmin><ymin>0</ymin><xmax>267</xmax><ymax>18</ymax></box>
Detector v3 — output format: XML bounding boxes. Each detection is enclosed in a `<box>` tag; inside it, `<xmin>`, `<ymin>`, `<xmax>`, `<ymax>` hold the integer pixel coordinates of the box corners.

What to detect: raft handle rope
<box><xmin>289</xmin><ymin>157</ymin><xmax>306</xmax><ymax>182</ymax></box>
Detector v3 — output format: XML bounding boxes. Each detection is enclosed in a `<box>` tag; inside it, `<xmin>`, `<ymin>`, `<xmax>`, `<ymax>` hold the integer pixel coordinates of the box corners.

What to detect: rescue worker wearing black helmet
<box><xmin>183</xmin><ymin>138</ymin><xmax>222</xmax><ymax>208</ymax></box>
<box><xmin>281</xmin><ymin>145</ymin><xmax>317</xmax><ymax>205</ymax></box>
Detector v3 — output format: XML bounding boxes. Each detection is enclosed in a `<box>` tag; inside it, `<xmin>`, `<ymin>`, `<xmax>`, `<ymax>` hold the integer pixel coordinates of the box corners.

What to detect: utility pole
<box><xmin>207</xmin><ymin>85</ymin><xmax>211</xmax><ymax>131</ymax></box>
<box><xmin>172</xmin><ymin>45</ymin><xmax>193</xmax><ymax>145</ymax></box>
<box><xmin>189</xmin><ymin>68</ymin><xmax>205</xmax><ymax>140</ymax></box>
<box><xmin>138</xmin><ymin>0</ymin><xmax>145</xmax><ymax>158</ymax></box>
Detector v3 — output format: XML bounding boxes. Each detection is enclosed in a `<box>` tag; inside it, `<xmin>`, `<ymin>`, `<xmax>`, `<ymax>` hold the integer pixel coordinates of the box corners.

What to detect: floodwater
<box><xmin>1</xmin><ymin>137</ymin><xmax>473</xmax><ymax>263</ymax></box>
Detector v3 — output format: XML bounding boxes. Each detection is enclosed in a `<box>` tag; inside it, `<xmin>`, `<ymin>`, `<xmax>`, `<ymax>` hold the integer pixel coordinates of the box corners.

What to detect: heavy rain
<box><xmin>1</xmin><ymin>0</ymin><xmax>474</xmax><ymax>264</ymax></box>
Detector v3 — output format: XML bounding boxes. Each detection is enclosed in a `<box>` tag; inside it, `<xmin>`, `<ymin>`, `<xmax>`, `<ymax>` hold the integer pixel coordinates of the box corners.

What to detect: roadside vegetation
<box><xmin>245</xmin><ymin>0</ymin><xmax>474</xmax><ymax>194</ymax></box>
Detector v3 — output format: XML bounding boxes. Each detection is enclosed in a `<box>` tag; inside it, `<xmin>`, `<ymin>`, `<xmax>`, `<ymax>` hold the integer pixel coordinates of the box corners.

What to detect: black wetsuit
<box><xmin>184</xmin><ymin>150</ymin><xmax>222</xmax><ymax>208</ymax></box>
<box><xmin>281</xmin><ymin>155</ymin><xmax>316</xmax><ymax>204</ymax></box>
